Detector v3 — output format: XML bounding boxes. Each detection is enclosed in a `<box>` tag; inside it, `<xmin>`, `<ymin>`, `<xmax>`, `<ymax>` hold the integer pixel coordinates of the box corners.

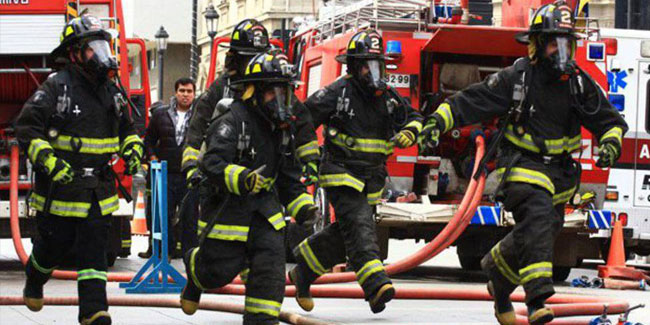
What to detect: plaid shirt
<box><xmin>167</xmin><ymin>97</ymin><xmax>193</xmax><ymax>146</ymax></box>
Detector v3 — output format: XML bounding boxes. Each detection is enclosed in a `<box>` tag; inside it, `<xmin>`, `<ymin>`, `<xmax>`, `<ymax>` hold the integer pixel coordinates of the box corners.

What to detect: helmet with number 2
<box><xmin>337</xmin><ymin>30</ymin><xmax>386</xmax><ymax>93</ymax></box>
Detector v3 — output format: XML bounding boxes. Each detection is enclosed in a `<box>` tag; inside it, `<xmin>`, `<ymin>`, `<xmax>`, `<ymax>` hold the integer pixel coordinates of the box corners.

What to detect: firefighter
<box><xmin>417</xmin><ymin>2</ymin><xmax>627</xmax><ymax>324</ymax></box>
<box><xmin>15</xmin><ymin>15</ymin><xmax>143</xmax><ymax>325</ymax></box>
<box><xmin>289</xmin><ymin>30</ymin><xmax>423</xmax><ymax>314</ymax></box>
<box><xmin>180</xmin><ymin>51</ymin><xmax>318</xmax><ymax>324</ymax></box>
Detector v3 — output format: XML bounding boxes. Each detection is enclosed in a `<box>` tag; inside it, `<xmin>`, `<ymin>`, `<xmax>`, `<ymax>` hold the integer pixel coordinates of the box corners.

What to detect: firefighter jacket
<box><xmin>305</xmin><ymin>75</ymin><xmax>423</xmax><ymax>204</ymax></box>
<box><xmin>430</xmin><ymin>57</ymin><xmax>628</xmax><ymax>196</ymax></box>
<box><xmin>16</xmin><ymin>65</ymin><xmax>143</xmax><ymax>218</ymax></box>
<box><xmin>183</xmin><ymin>73</ymin><xmax>319</xmax><ymax>176</ymax></box>
<box><xmin>198</xmin><ymin>100</ymin><xmax>314</xmax><ymax>242</ymax></box>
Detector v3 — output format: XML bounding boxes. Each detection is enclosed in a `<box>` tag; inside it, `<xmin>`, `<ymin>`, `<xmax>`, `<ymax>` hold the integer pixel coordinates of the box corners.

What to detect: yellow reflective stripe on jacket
<box><xmin>435</xmin><ymin>103</ymin><xmax>454</xmax><ymax>133</ymax></box>
<box><xmin>30</xmin><ymin>255</ymin><xmax>55</xmax><ymax>274</ymax></box>
<box><xmin>496</xmin><ymin>167</ymin><xmax>555</xmax><ymax>194</ymax></box>
<box><xmin>268</xmin><ymin>212</ymin><xmax>286</xmax><ymax>230</ymax></box>
<box><xmin>120</xmin><ymin>134</ymin><xmax>143</xmax><ymax>156</ymax></box>
<box><xmin>182</xmin><ymin>146</ymin><xmax>200</xmax><ymax>166</ymax></box>
<box><xmin>490</xmin><ymin>243</ymin><xmax>520</xmax><ymax>285</ymax></box>
<box><xmin>28</xmin><ymin>138</ymin><xmax>53</xmax><ymax>164</ymax></box>
<box><xmin>504</xmin><ymin>125</ymin><xmax>581</xmax><ymax>155</ymax></box>
<box><xmin>197</xmin><ymin>220</ymin><xmax>248</xmax><ymax>242</ymax></box>
<box><xmin>287</xmin><ymin>193</ymin><xmax>313</xmax><ymax>217</ymax></box>
<box><xmin>224</xmin><ymin>164</ymin><xmax>247</xmax><ymax>195</ymax></box>
<box><xmin>77</xmin><ymin>268</ymin><xmax>107</xmax><ymax>282</ymax></box>
<box><xmin>319</xmin><ymin>173</ymin><xmax>365</xmax><ymax>192</ymax></box>
<box><xmin>552</xmin><ymin>186</ymin><xmax>576</xmax><ymax>206</ymax></box>
<box><xmin>186</xmin><ymin>167</ymin><xmax>198</xmax><ymax>180</ymax></box>
<box><xmin>189</xmin><ymin>247</ymin><xmax>206</xmax><ymax>290</ymax></box>
<box><xmin>356</xmin><ymin>259</ymin><xmax>385</xmax><ymax>285</ymax></box>
<box><xmin>296</xmin><ymin>140</ymin><xmax>319</xmax><ymax>160</ymax></box>
<box><xmin>297</xmin><ymin>239</ymin><xmax>328</xmax><ymax>275</ymax></box>
<box><xmin>404</xmin><ymin>120</ymin><xmax>423</xmax><ymax>133</ymax></box>
<box><xmin>329</xmin><ymin>128</ymin><xmax>393</xmax><ymax>155</ymax></box>
<box><xmin>600</xmin><ymin>126</ymin><xmax>622</xmax><ymax>145</ymax></box>
<box><xmin>519</xmin><ymin>262</ymin><xmax>553</xmax><ymax>284</ymax></box>
<box><xmin>98</xmin><ymin>195</ymin><xmax>119</xmax><ymax>216</ymax></box>
<box><xmin>50</xmin><ymin>135</ymin><xmax>120</xmax><ymax>155</ymax></box>
<box><xmin>367</xmin><ymin>188</ymin><xmax>383</xmax><ymax>205</ymax></box>
<box><xmin>29</xmin><ymin>192</ymin><xmax>90</xmax><ymax>218</ymax></box>
<box><xmin>245</xmin><ymin>296</ymin><xmax>282</xmax><ymax>317</ymax></box>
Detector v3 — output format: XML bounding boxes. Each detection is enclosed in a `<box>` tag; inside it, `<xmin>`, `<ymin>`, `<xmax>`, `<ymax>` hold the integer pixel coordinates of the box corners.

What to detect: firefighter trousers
<box><xmin>26</xmin><ymin>196</ymin><xmax>110</xmax><ymax>322</ymax></box>
<box><xmin>481</xmin><ymin>179</ymin><xmax>572</xmax><ymax>305</ymax></box>
<box><xmin>186</xmin><ymin>213</ymin><xmax>285</xmax><ymax>325</ymax></box>
<box><xmin>294</xmin><ymin>185</ymin><xmax>392</xmax><ymax>300</ymax></box>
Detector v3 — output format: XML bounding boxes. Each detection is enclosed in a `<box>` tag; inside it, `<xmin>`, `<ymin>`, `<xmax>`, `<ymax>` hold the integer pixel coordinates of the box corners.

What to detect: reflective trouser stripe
<box><xmin>435</xmin><ymin>103</ymin><xmax>454</xmax><ymax>133</ymax></box>
<box><xmin>356</xmin><ymin>259</ymin><xmax>384</xmax><ymax>286</ymax></box>
<box><xmin>120</xmin><ymin>134</ymin><xmax>143</xmax><ymax>156</ymax></box>
<box><xmin>496</xmin><ymin>167</ymin><xmax>555</xmax><ymax>194</ymax></box>
<box><xmin>29</xmin><ymin>192</ymin><xmax>90</xmax><ymax>218</ymax></box>
<box><xmin>98</xmin><ymin>195</ymin><xmax>119</xmax><ymax>215</ymax></box>
<box><xmin>182</xmin><ymin>146</ymin><xmax>200</xmax><ymax>167</ymax></box>
<box><xmin>51</xmin><ymin>135</ymin><xmax>120</xmax><ymax>154</ymax></box>
<box><xmin>28</xmin><ymin>138</ymin><xmax>53</xmax><ymax>164</ymax></box>
<box><xmin>245</xmin><ymin>296</ymin><xmax>281</xmax><ymax>317</ymax></box>
<box><xmin>77</xmin><ymin>268</ymin><xmax>107</xmax><ymax>282</ymax></box>
<box><xmin>296</xmin><ymin>140</ymin><xmax>319</xmax><ymax>160</ymax></box>
<box><xmin>189</xmin><ymin>248</ymin><xmax>205</xmax><ymax>290</ymax></box>
<box><xmin>319</xmin><ymin>173</ymin><xmax>365</xmax><ymax>192</ymax></box>
<box><xmin>30</xmin><ymin>255</ymin><xmax>55</xmax><ymax>274</ymax></box>
<box><xmin>490</xmin><ymin>243</ymin><xmax>520</xmax><ymax>285</ymax></box>
<box><xmin>121</xmin><ymin>240</ymin><xmax>132</xmax><ymax>248</ymax></box>
<box><xmin>367</xmin><ymin>188</ymin><xmax>383</xmax><ymax>205</ymax></box>
<box><xmin>268</xmin><ymin>212</ymin><xmax>286</xmax><ymax>231</ymax></box>
<box><xmin>287</xmin><ymin>193</ymin><xmax>313</xmax><ymax>217</ymax></box>
<box><xmin>600</xmin><ymin>126</ymin><xmax>622</xmax><ymax>145</ymax></box>
<box><xmin>197</xmin><ymin>220</ymin><xmax>249</xmax><ymax>242</ymax></box>
<box><xmin>239</xmin><ymin>268</ymin><xmax>250</xmax><ymax>284</ymax></box>
<box><xmin>404</xmin><ymin>120</ymin><xmax>423</xmax><ymax>133</ymax></box>
<box><xmin>519</xmin><ymin>262</ymin><xmax>553</xmax><ymax>284</ymax></box>
<box><xmin>224</xmin><ymin>164</ymin><xmax>246</xmax><ymax>195</ymax></box>
<box><xmin>297</xmin><ymin>239</ymin><xmax>327</xmax><ymax>275</ymax></box>
<box><xmin>552</xmin><ymin>186</ymin><xmax>576</xmax><ymax>206</ymax></box>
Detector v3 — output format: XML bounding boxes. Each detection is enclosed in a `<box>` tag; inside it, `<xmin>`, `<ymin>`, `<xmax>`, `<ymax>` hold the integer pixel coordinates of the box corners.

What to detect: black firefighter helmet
<box><xmin>515</xmin><ymin>1</ymin><xmax>581</xmax><ymax>44</ymax></box>
<box><xmin>51</xmin><ymin>15</ymin><xmax>112</xmax><ymax>60</ymax></box>
<box><xmin>335</xmin><ymin>29</ymin><xmax>385</xmax><ymax>64</ymax></box>
<box><xmin>220</xmin><ymin>19</ymin><xmax>270</xmax><ymax>55</ymax></box>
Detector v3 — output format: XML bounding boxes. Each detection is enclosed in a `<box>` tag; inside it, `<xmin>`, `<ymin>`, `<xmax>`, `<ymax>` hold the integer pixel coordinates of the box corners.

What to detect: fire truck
<box><xmin>283</xmin><ymin>0</ymin><xmax>649</xmax><ymax>280</ymax></box>
<box><xmin>0</xmin><ymin>0</ymin><xmax>151</xmax><ymax>266</ymax></box>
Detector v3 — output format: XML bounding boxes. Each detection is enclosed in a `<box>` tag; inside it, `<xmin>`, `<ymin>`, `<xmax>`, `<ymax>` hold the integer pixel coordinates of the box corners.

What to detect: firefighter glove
<box><xmin>122</xmin><ymin>143</ymin><xmax>143</xmax><ymax>175</ymax></box>
<box><xmin>43</xmin><ymin>154</ymin><xmax>74</xmax><ymax>184</ymax></box>
<box><xmin>302</xmin><ymin>162</ymin><xmax>319</xmax><ymax>186</ymax></box>
<box><xmin>417</xmin><ymin>118</ymin><xmax>441</xmax><ymax>152</ymax></box>
<box><xmin>596</xmin><ymin>141</ymin><xmax>620</xmax><ymax>168</ymax></box>
<box><xmin>245</xmin><ymin>170</ymin><xmax>266</xmax><ymax>195</ymax></box>
<box><xmin>186</xmin><ymin>167</ymin><xmax>201</xmax><ymax>189</ymax></box>
<box><xmin>393</xmin><ymin>129</ymin><xmax>416</xmax><ymax>148</ymax></box>
<box><xmin>295</xmin><ymin>205</ymin><xmax>319</xmax><ymax>232</ymax></box>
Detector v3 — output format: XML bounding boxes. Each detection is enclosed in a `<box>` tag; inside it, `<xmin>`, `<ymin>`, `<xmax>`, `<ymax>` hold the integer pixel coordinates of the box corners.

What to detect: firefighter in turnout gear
<box><xmin>290</xmin><ymin>30</ymin><xmax>423</xmax><ymax>314</ymax></box>
<box><xmin>180</xmin><ymin>51</ymin><xmax>318</xmax><ymax>325</ymax></box>
<box><xmin>15</xmin><ymin>15</ymin><xmax>143</xmax><ymax>325</ymax></box>
<box><xmin>418</xmin><ymin>2</ymin><xmax>627</xmax><ymax>324</ymax></box>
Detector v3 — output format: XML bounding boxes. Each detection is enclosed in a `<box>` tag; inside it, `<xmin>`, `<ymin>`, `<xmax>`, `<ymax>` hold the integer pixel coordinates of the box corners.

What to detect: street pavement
<box><xmin>1</xmin><ymin>236</ymin><xmax>648</xmax><ymax>324</ymax></box>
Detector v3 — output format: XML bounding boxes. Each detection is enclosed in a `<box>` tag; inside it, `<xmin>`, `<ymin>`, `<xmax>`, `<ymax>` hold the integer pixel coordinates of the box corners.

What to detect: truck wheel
<box><xmin>458</xmin><ymin>254</ymin><xmax>482</xmax><ymax>271</ymax></box>
<box><xmin>314</xmin><ymin>186</ymin><xmax>330</xmax><ymax>233</ymax></box>
<box><xmin>552</xmin><ymin>266</ymin><xmax>571</xmax><ymax>282</ymax></box>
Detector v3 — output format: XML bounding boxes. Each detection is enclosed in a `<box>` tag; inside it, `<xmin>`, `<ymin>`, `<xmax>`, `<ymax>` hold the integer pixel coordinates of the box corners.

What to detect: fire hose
<box><xmin>6</xmin><ymin>137</ymin><xmax>630</xmax><ymax>324</ymax></box>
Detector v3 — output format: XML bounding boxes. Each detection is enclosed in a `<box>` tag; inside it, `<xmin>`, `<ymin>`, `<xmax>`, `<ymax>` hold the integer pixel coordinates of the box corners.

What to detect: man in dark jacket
<box><xmin>16</xmin><ymin>16</ymin><xmax>143</xmax><ymax>324</ymax></box>
<box><xmin>418</xmin><ymin>2</ymin><xmax>628</xmax><ymax>324</ymax></box>
<box><xmin>289</xmin><ymin>30</ymin><xmax>423</xmax><ymax>314</ymax></box>
<box><xmin>180</xmin><ymin>51</ymin><xmax>318</xmax><ymax>324</ymax></box>
<box><xmin>141</xmin><ymin>78</ymin><xmax>198</xmax><ymax>259</ymax></box>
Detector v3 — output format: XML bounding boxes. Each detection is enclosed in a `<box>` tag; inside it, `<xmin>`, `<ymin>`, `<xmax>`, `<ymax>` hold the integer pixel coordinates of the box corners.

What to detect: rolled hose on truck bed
<box><xmin>6</xmin><ymin>138</ymin><xmax>629</xmax><ymax>324</ymax></box>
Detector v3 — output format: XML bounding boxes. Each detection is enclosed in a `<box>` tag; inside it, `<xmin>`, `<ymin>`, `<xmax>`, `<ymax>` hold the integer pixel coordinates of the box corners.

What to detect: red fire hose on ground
<box><xmin>5</xmin><ymin>137</ymin><xmax>630</xmax><ymax>324</ymax></box>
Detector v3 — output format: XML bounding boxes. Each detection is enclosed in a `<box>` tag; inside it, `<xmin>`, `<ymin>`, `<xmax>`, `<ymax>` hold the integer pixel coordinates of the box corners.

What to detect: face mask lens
<box><xmin>365</xmin><ymin>60</ymin><xmax>386</xmax><ymax>91</ymax></box>
<box><xmin>554</xmin><ymin>36</ymin><xmax>571</xmax><ymax>72</ymax></box>
<box><xmin>271</xmin><ymin>85</ymin><xmax>292</xmax><ymax>122</ymax></box>
<box><xmin>86</xmin><ymin>40</ymin><xmax>115</xmax><ymax>68</ymax></box>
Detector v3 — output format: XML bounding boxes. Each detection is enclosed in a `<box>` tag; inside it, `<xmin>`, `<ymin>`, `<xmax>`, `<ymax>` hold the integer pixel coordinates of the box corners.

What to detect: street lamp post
<box><xmin>155</xmin><ymin>25</ymin><xmax>169</xmax><ymax>101</ymax></box>
<box><xmin>204</xmin><ymin>4</ymin><xmax>220</xmax><ymax>60</ymax></box>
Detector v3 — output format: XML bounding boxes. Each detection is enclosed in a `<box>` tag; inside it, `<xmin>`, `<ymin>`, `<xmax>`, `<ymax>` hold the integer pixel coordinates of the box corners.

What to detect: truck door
<box><xmin>126</xmin><ymin>38</ymin><xmax>151</xmax><ymax>136</ymax></box>
<box><xmin>635</xmin><ymin>59</ymin><xmax>650</xmax><ymax>207</ymax></box>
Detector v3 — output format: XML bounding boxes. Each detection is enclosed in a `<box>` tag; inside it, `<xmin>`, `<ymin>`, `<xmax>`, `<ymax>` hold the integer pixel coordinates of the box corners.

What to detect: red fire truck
<box><xmin>0</xmin><ymin>0</ymin><xmax>151</xmax><ymax>266</ymax></box>
<box><xmin>285</xmin><ymin>0</ymin><xmax>636</xmax><ymax>280</ymax></box>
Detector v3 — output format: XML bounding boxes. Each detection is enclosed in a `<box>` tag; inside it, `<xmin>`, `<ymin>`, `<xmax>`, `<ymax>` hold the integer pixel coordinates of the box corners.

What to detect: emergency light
<box><xmin>587</xmin><ymin>43</ymin><xmax>605</xmax><ymax>61</ymax></box>
<box><xmin>608</xmin><ymin>93</ymin><xmax>625</xmax><ymax>112</ymax></box>
<box><xmin>386</xmin><ymin>40</ymin><xmax>402</xmax><ymax>58</ymax></box>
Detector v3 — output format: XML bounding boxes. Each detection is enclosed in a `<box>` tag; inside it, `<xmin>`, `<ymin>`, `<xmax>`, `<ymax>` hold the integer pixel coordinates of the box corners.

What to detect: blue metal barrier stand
<box><xmin>120</xmin><ymin>161</ymin><xmax>186</xmax><ymax>293</ymax></box>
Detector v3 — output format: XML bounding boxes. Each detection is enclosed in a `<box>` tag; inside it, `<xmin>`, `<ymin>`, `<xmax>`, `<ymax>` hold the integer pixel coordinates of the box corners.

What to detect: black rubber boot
<box><xmin>288</xmin><ymin>265</ymin><xmax>314</xmax><ymax>312</ymax></box>
<box><xmin>180</xmin><ymin>248</ymin><xmax>202</xmax><ymax>315</ymax></box>
<box><xmin>80</xmin><ymin>311</ymin><xmax>111</xmax><ymax>325</ymax></box>
<box><xmin>487</xmin><ymin>281</ymin><xmax>516</xmax><ymax>325</ymax></box>
<box><xmin>368</xmin><ymin>283</ymin><xmax>395</xmax><ymax>314</ymax></box>
<box><xmin>527</xmin><ymin>298</ymin><xmax>554</xmax><ymax>324</ymax></box>
<box><xmin>23</xmin><ymin>277</ymin><xmax>45</xmax><ymax>312</ymax></box>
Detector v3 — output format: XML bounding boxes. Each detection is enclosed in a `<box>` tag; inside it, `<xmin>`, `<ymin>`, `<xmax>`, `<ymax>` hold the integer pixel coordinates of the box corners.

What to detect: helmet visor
<box><xmin>555</xmin><ymin>36</ymin><xmax>572</xmax><ymax>72</ymax></box>
<box><xmin>270</xmin><ymin>85</ymin><xmax>293</xmax><ymax>124</ymax></box>
<box><xmin>366</xmin><ymin>60</ymin><xmax>386</xmax><ymax>90</ymax></box>
<box><xmin>86</xmin><ymin>39</ymin><xmax>117</xmax><ymax>70</ymax></box>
